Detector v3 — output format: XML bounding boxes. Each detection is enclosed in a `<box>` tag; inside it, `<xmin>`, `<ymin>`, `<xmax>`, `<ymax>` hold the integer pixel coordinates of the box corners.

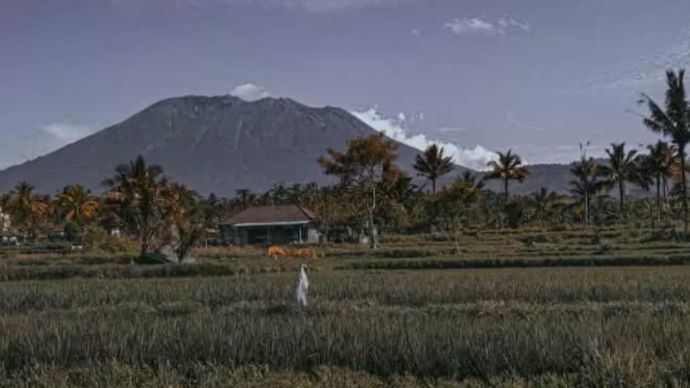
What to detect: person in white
<box><xmin>296</xmin><ymin>263</ymin><xmax>309</xmax><ymax>307</ymax></box>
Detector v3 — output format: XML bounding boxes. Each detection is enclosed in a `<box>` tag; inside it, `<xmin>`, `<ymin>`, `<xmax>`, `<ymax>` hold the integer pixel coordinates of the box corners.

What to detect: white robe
<box><xmin>296</xmin><ymin>266</ymin><xmax>309</xmax><ymax>307</ymax></box>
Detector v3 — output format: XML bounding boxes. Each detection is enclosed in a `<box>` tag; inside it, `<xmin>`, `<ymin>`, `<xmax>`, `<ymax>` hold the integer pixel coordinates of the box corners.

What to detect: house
<box><xmin>220</xmin><ymin>205</ymin><xmax>319</xmax><ymax>245</ymax></box>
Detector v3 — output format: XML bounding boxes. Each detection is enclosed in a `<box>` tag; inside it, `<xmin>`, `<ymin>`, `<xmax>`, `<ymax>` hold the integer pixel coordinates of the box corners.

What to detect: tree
<box><xmin>56</xmin><ymin>185</ymin><xmax>100</xmax><ymax>227</ymax></box>
<box><xmin>319</xmin><ymin>134</ymin><xmax>400</xmax><ymax>249</ymax></box>
<box><xmin>102</xmin><ymin>155</ymin><xmax>166</xmax><ymax>258</ymax></box>
<box><xmin>531</xmin><ymin>187</ymin><xmax>560</xmax><ymax>227</ymax></box>
<box><xmin>7</xmin><ymin>182</ymin><xmax>51</xmax><ymax>238</ymax></box>
<box><xmin>640</xmin><ymin>141</ymin><xmax>676</xmax><ymax>222</ymax></box>
<box><xmin>413</xmin><ymin>144</ymin><xmax>454</xmax><ymax>194</ymax></box>
<box><xmin>640</xmin><ymin>69</ymin><xmax>690</xmax><ymax>232</ymax></box>
<box><xmin>456</xmin><ymin>171</ymin><xmax>486</xmax><ymax>191</ymax></box>
<box><xmin>160</xmin><ymin>183</ymin><xmax>205</xmax><ymax>263</ymax></box>
<box><xmin>569</xmin><ymin>158</ymin><xmax>607</xmax><ymax>227</ymax></box>
<box><xmin>234</xmin><ymin>189</ymin><xmax>256</xmax><ymax>210</ymax></box>
<box><xmin>600</xmin><ymin>142</ymin><xmax>639</xmax><ymax>215</ymax></box>
<box><xmin>200</xmin><ymin>193</ymin><xmax>225</xmax><ymax>230</ymax></box>
<box><xmin>437</xmin><ymin>178</ymin><xmax>482</xmax><ymax>254</ymax></box>
<box><xmin>485</xmin><ymin>150</ymin><xmax>529</xmax><ymax>201</ymax></box>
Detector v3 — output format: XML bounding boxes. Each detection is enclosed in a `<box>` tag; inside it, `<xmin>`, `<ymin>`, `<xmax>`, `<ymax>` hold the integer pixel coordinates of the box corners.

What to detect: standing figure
<box><xmin>296</xmin><ymin>263</ymin><xmax>309</xmax><ymax>307</ymax></box>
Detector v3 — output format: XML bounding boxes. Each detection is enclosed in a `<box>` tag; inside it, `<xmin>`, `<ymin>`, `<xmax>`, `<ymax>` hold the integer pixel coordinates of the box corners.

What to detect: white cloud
<box><xmin>350</xmin><ymin>107</ymin><xmax>498</xmax><ymax>171</ymax></box>
<box><xmin>445</xmin><ymin>17</ymin><xmax>530</xmax><ymax>36</ymax></box>
<box><xmin>40</xmin><ymin>123</ymin><xmax>96</xmax><ymax>144</ymax></box>
<box><xmin>230</xmin><ymin>83</ymin><xmax>271</xmax><ymax>101</ymax></box>
<box><xmin>411</xmin><ymin>29</ymin><xmax>421</xmax><ymax>36</ymax></box>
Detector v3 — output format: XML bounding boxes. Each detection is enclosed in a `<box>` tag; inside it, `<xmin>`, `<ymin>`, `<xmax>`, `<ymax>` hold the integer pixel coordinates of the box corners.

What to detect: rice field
<box><xmin>3</xmin><ymin>228</ymin><xmax>690</xmax><ymax>386</ymax></box>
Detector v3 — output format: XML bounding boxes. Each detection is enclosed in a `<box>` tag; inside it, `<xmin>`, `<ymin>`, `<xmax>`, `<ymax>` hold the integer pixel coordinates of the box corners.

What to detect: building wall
<box><xmin>221</xmin><ymin>223</ymin><xmax>319</xmax><ymax>245</ymax></box>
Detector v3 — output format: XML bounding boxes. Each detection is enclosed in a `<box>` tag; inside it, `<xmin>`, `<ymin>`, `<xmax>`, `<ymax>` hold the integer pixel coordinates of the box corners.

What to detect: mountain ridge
<box><xmin>0</xmin><ymin>95</ymin><xmax>576</xmax><ymax>196</ymax></box>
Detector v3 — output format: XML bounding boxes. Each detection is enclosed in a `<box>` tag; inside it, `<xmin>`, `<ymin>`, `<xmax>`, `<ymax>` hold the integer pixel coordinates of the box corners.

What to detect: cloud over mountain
<box><xmin>351</xmin><ymin>108</ymin><xmax>497</xmax><ymax>171</ymax></box>
<box><xmin>230</xmin><ymin>83</ymin><xmax>271</xmax><ymax>101</ymax></box>
<box><xmin>445</xmin><ymin>17</ymin><xmax>530</xmax><ymax>36</ymax></box>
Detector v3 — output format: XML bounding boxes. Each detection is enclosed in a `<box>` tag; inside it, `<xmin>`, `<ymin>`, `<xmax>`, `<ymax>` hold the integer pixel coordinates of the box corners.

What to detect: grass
<box><xmin>4</xmin><ymin>227</ymin><xmax>690</xmax><ymax>385</ymax></box>
<box><xmin>3</xmin><ymin>267</ymin><xmax>690</xmax><ymax>386</ymax></box>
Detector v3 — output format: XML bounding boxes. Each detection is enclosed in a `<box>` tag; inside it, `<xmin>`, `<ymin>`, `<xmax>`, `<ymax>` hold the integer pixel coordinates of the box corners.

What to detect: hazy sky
<box><xmin>3</xmin><ymin>0</ymin><xmax>690</xmax><ymax>169</ymax></box>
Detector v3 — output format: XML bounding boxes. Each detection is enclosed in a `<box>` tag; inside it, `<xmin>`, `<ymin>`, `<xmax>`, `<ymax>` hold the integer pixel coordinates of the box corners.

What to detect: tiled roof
<box><xmin>222</xmin><ymin>205</ymin><xmax>317</xmax><ymax>226</ymax></box>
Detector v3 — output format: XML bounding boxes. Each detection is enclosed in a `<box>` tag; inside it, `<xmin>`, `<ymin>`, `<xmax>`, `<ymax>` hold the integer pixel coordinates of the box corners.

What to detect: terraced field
<box><xmin>2</xmin><ymin>227</ymin><xmax>690</xmax><ymax>386</ymax></box>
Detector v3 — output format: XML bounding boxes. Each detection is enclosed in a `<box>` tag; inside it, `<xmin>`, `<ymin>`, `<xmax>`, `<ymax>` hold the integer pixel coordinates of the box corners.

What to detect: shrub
<box><xmin>82</xmin><ymin>226</ymin><xmax>138</xmax><ymax>255</ymax></box>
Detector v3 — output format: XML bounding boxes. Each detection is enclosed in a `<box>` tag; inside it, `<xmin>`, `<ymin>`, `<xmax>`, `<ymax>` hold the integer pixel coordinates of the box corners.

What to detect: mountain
<box><xmin>0</xmin><ymin>95</ymin><xmax>582</xmax><ymax>196</ymax></box>
<box><xmin>0</xmin><ymin>96</ymin><xmax>442</xmax><ymax>195</ymax></box>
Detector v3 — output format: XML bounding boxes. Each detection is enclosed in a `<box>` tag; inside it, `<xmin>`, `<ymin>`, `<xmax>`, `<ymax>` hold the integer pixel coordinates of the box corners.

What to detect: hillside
<box><xmin>0</xmin><ymin>95</ymin><xmax>575</xmax><ymax>196</ymax></box>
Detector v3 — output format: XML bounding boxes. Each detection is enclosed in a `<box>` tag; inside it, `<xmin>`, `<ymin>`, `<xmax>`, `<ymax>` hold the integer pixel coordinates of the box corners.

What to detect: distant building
<box><xmin>220</xmin><ymin>205</ymin><xmax>319</xmax><ymax>245</ymax></box>
<box><xmin>0</xmin><ymin>207</ymin><xmax>11</xmax><ymax>233</ymax></box>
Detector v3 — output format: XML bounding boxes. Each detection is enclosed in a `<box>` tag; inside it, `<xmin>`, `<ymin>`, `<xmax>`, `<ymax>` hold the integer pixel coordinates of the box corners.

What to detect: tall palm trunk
<box><xmin>503</xmin><ymin>179</ymin><xmax>509</xmax><ymax>202</ymax></box>
<box><xmin>618</xmin><ymin>180</ymin><xmax>625</xmax><ymax>215</ymax></box>
<box><xmin>584</xmin><ymin>191</ymin><xmax>589</xmax><ymax>228</ymax></box>
<box><xmin>368</xmin><ymin>185</ymin><xmax>378</xmax><ymax>250</ymax></box>
<box><xmin>431</xmin><ymin>178</ymin><xmax>437</xmax><ymax>195</ymax></box>
<box><xmin>656</xmin><ymin>175</ymin><xmax>662</xmax><ymax>223</ymax></box>
<box><xmin>680</xmin><ymin>147</ymin><xmax>688</xmax><ymax>234</ymax></box>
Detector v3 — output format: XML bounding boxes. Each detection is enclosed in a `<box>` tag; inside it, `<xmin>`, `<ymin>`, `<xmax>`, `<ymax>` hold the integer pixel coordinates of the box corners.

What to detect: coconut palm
<box><xmin>569</xmin><ymin>158</ymin><xmax>608</xmax><ymax>227</ymax></box>
<box><xmin>640</xmin><ymin>141</ymin><xmax>676</xmax><ymax>222</ymax></box>
<box><xmin>640</xmin><ymin>69</ymin><xmax>690</xmax><ymax>232</ymax></box>
<box><xmin>56</xmin><ymin>185</ymin><xmax>100</xmax><ymax>227</ymax></box>
<box><xmin>103</xmin><ymin>155</ymin><xmax>166</xmax><ymax>258</ymax></box>
<box><xmin>531</xmin><ymin>187</ymin><xmax>560</xmax><ymax>226</ymax></box>
<box><xmin>600</xmin><ymin>142</ymin><xmax>639</xmax><ymax>214</ymax></box>
<box><xmin>485</xmin><ymin>150</ymin><xmax>529</xmax><ymax>201</ymax></box>
<box><xmin>160</xmin><ymin>183</ymin><xmax>204</xmax><ymax>262</ymax></box>
<box><xmin>456</xmin><ymin>171</ymin><xmax>486</xmax><ymax>191</ymax></box>
<box><xmin>7</xmin><ymin>182</ymin><xmax>51</xmax><ymax>237</ymax></box>
<box><xmin>413</xmin><ymin>144</ymin><xmax>455</xmax><ymax>194</ymax></box>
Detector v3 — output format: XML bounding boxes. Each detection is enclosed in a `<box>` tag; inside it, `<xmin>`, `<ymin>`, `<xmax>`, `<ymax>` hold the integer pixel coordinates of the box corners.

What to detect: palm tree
<box><xmin>485</xmin><ymin>150</ymin><xmax>529</xmax><ymax>201</ymax></box>
<box><xmin>160</xmin><ymin>183</ymin><xmax>204</xmax><ymax>263</ymax></box>
<box><xmin>103</xmin><ymin>155</ymin><xmax>166</xmax><ymax>258</ymax></box>
<box><xmin>413</xmin><ymin>144</ymin><xmax>455</xmax><ymax>194</ymax></box>
<box><xmin>640</xmin><ymin>69</ymin><xmax>690</xmax><ymax>232</ymax></box>
<box><xmin>456</xmin><ymin>171</ymin><xmax>486</xmax><ymax>191</ymax></box>
<box><xmin>531</xmin><ymin>187</ymin><xmax>560</xmax><ymax>226</ymax></box>
<box><xmin>600</xmin><ymin>142</ymin><xmax>639</xmax><ymax>215</ymax></box>
<box><xmin>569</xmin><ymin>158</ymin><xmax>607</xmax><ymax>227</ymax></box>
<box><xmin>56</xmin><ymin>185</ymin><xmax>100</xmax><ymax>227</ymax></box>
<box><xmin>7</xmin><ymin>182</ymin><xmax>51</xmax><ymax>238</ymax></box>
<box><xmin>640</xmin><ymin>141</ymin><xmax>676</xmax><ymax>222</ymax></box>
<box><xmin>234</xmin><ymin>189</ymin><xmax>255</xmax><ymax>210</ymax></box>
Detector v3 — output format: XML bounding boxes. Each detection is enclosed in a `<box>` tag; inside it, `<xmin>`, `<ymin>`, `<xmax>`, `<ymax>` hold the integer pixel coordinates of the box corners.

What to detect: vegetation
<box><xmin>484</xmin><ymin>149</ymin><xmax>529</xmax><ymax>201</ymax></box>
<box><xmin>4</xmin><ymin>69</ymin><xmax>690</xmax><ymax>385</ymax></box>
<box><xmin>319</xmin><ymin>134</ymin><xmax>404</xmax><ymax>249</ymax></box>
<box><xmin>5</xmin><ymin>264</ymin><xmax>690</xmax><ymax>386</ymax></box>
<box><xmin>640</xmin><ymin>69</ymin><xmax>690</xmax><ymax>232</ymax></box>
<box><xmin>413</xmin><ymin>144</ymin><xmax>454</xmax><ymax>194</ymax></box>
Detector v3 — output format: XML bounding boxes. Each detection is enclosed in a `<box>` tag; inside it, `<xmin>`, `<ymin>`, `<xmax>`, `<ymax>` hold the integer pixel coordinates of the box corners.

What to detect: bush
<box><xmin>82</xmin><ymin>226</ymin><xmax>138</xmax><ymax>255</ymax></box>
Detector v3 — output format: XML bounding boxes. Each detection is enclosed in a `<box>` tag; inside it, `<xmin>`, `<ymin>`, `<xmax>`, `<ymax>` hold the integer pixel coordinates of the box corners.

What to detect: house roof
<box><xmin>222</xmin><ymin>205</ymin><xmax>317</xmax><ymax>227</ymax></box>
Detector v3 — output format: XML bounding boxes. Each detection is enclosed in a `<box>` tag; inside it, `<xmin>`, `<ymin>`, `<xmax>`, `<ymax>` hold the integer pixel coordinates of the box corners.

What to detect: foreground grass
<box><xmin>3</xmin><ymin>267</ymin><xmax>690</xmax><ymax>386</ymax></box>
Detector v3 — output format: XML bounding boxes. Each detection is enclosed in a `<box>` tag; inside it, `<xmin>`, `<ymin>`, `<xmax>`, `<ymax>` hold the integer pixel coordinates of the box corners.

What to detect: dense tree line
<box><xmin>2</xmin><ymin>69</ymin><xmax>690</xmax><ymax>253</ymax></box>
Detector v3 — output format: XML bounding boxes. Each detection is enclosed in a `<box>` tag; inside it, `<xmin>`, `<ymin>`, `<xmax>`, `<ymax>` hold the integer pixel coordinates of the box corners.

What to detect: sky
<box><xmin>2</xmin><ymin>0</ymin><xmax>690</xmax><ymax>170</ymax></box>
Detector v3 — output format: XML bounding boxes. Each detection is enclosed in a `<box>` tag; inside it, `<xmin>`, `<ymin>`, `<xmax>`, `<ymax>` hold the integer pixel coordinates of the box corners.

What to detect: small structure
<box><xmin>220</xmin><ymin>205</ymin><xmax>319</xmax><ymax>245</ymax></box>
<box><xmin>0</xmin><ymin>232</ymin><xmax>24</xmax><ymax>246</ymax></box>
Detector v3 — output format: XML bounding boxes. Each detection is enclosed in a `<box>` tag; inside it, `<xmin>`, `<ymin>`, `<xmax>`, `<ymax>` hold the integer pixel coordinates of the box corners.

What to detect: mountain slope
<box><xmin>0</xmin><ymin>95</ymin><xmax>585</xmax><ymax>196</ymax></box>
<box><xmin>0</xmin><ymin>96</ymin><xmax>433</xmax><ymax>195</ymax></box>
